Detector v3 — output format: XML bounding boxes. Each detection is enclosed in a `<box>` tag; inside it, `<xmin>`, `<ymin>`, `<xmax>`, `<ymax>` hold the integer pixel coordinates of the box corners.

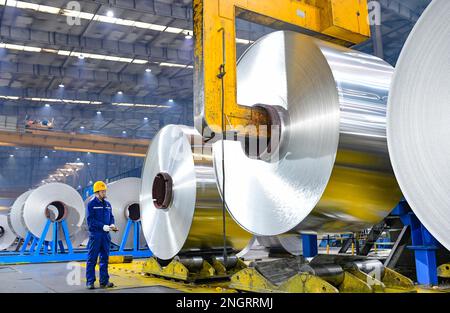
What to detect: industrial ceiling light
<box><xmin>168</xmin><ymin>99</ymin><xmax>174</xmax><ymax>103</ymax></box>
<box><xmin>122</xmin><ymin>130</ymin><xmax>127</xmax><ymax>134</ymax></box>
<box><xmin>0</xmin><ymin>43</ymin><xmax>193</xmax><ymax>67</ymax></box>
<box><xmin>9</xmin><ymin>154</ymin><xmax>14</xmax><ymax>158</ymax></box>
<box><xmin>144</xmin><ymin>117</ymin><xmax>148</xmax><ymax>120</ymax></box>
<box><xmin>185</xmin><ymin>32</ymin><xmax>193</xmax><ymax>40</ymax></box>
<box><xmin>145</xmin><ymin>68</ymin><xmax>152</xmax><ymax>73</ymax></box>
<box><xmin>0</xmin><ymin>1</ymin><xmax>255</xmax><ymax>45</ymax></box>
<box><xmin>58</xmin><ymin>83</ymin><xmax>64</xmax><ymax>88</ymax></box>
<box><xmin>44</xmin><ymin>155</ymin><xmax>48</xmax><ymax>159</ymax></box>
<box><xmin>159</xmin><ymin>62</ymin><xmax>193</xmax><ymax>69</ymax></box>
<box><xmin>96</xmin><ymin>111</ymin><xmax>101</xmax><ymax>115</ymax></box>
<box><xmin>117</xmin><ymin>91</ymin><xmax>123</xmax><ymax>95</ymax></box>
<box><xmin>80</xmin><ymin>126</ymin><xmax>85</xmax><ymax>129</ymax></box>
<box><xmin>44</xmin><ymin>103</ymin><xmax>50</xmax><ymax>107</ymax></box>
<box><xmin>78</xmin><ymin>53</ymin><xmax>85</xmax><ymax>59</ymax></box>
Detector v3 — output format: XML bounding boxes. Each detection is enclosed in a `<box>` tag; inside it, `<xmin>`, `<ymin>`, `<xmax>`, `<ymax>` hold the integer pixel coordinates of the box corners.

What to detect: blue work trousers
<box><xmin>86</xmin><ymin>232</ymin><xmax>111</xmax><ymax>285</ymax></box>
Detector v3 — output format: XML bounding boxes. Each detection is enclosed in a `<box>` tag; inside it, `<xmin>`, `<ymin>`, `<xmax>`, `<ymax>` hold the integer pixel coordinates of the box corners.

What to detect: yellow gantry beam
<box><xmin>0</xmin><ymin>130</ymin><xmax>149</xmax><ymax>157</ymax></box>
<box><xmin>193</xmin><ymin>0</ymin><xmax>370</xmax><ymax>135</ymax></box>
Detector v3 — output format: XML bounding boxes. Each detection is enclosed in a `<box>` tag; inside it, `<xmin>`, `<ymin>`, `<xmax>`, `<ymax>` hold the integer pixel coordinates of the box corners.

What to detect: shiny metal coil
<box><xmin>213</xmin><ymin>30</ymin><xmax>401</xmax><ymax>236</ymax></box>
<box><xmin>22</xmin><ymin>183</ymin><xmax>85</xmax><ymax>242</ymax></box>
<box><xmin>387</xmin><ymin>0</ymin><xmax>450</xmax><ymax>251</ymax></box>
<box><xmin>107</xmin><ymin>177</ymin><xmax>146</xmax><ymax>249</ymax></box>
<box><xmin>0</xmin><ymin>214</ymin><xmax>16</xmax><ymax>250</ymax></box>
<box><xmin>8</xmin><ymin>190</ymin><xmax>33</xmax><ymax>239</ymax></box>
<box><xmin>140</xmin><ymin>125</ymin><xmax>251</xmax><ymax>260</ymax></box>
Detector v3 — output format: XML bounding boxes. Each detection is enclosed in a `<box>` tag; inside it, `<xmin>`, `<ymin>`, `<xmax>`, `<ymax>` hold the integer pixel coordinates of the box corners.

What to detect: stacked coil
<box><xmin>213</xmin><ymin>31</ymin><xmax>401</xmax><ymax>236</ymax></box>
<box><xmin>387</xmin><ymin>0</ymin><xmax>450</xmax><ymax>251</ymax></box>
<box><xmin>21</xmin><ymin>183</ymin><xmax>85</xmax><ymax>244</ymax></box>
<box><xmin>107</xmin><ymin>177</ymin><xmax>146</xmax><ymax>249</ymax></box>
<box><xmin>140</xmin><ymin>125</ymin><xmax>251</xmax><ymax>260</ymax></box>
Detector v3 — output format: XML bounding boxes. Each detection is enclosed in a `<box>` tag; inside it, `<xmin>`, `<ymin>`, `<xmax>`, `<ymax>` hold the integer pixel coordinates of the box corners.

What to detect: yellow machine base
<box><xmin>229</xmin><ymin>267</ymin><xmax>417</xmax><ymax>293</ymax></box>
<box><xmin>88</xmin><ymin>258</ymin><xmax>450</xmax><ymax>293</ymax></box>
<box><xmin>141</xmin><ymin>257</ymin><xmax>247</xmax><ymax>283</ymax></box>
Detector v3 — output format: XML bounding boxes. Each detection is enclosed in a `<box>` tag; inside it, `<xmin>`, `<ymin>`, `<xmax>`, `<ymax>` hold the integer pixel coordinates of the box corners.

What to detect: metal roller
<box><xmin>257</xmin><ymin>235</ymin><xmax>303</xmax><ymax>256</ymax></box>
<box><xmin>107</xmin><ymin>177</ymin><xmax>146</xmax><ymax>249</ymax></box>
<box><xmin>345</xmin><ymin>259</ymin><xmax>385</xmax><ymax>279</ymax></box>
<box><xmin>8</xmin><ymin>190</ymin><xmax>33</xmax><ymax>239</ymax></box>
<box><xmin>140</xmin><ymin>125</ymin><xmax>251</xmax><ymax>260</ymax></box>
<box><xmin>299</xmin><ymin>264</ymin><xmax>345</xmax><ymax>286</ymax></box>
<box><xmin>213</xmin><ymin>31</ymin><xmax>401</xmax><ymax>236</ymax></box>
<box><xmin>22</xmin><ymin>183</ymin><xmax>85</xmax><ymax>242</ymax></box>
<box><xmin>387</xmin><ymin>0</ymin><xmax>450</xmax><ymax>251</ymax></box>
<box><xmin>0</xmin><ymin>214</ymin><xmax>16</xmax><ymax>250</ymax></box>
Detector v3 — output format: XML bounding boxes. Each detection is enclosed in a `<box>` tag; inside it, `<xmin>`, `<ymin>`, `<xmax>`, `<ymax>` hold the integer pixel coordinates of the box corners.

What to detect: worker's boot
<box><xmin>100</xmin><ymin>282</ymin><xmax>114</xmax><ymax>288</ymax></box>
<box><xmin>86</xmin><ymin>284</ymin><xmax>95</xmax><ymax>290</ymax></box>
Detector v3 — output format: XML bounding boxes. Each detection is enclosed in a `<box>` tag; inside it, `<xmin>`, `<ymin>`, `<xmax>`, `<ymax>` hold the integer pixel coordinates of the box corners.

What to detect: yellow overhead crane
<box><xmin>193</xmin><ymin>0</ymin><xmax>371</xmax><ymax>137</ymax></box>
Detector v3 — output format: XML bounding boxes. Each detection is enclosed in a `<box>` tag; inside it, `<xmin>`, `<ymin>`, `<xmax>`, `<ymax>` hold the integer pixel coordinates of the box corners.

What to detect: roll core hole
<box><xmin>0</xmin><ymin>226</ymin><xmax>4</xmax><ymax>237</ymax></box>
<box><xmin>45</xmin><ymin>201</ymin><xmax>67</xmax><ymax>222</ymax></box>
<box><xmin>152</xmin><ymin>172</ymin><xmax>173</xmax><ymax>209</ymax></box>
<box><xmin>127</xmin><ymin>203</ymin><xmax>141</xmax><ymax>221</ymax></box>
<box><xmin>241</xmin><ymin>104</ymin><xmax>286</xmax><ymax>161</ymax></box>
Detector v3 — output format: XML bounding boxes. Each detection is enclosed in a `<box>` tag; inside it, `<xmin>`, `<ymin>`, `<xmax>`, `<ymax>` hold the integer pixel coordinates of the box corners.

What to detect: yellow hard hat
<box><xmin>93</xmin><ymin>181</ymin><xmax>107</xmax><ymax>193</ymax></box>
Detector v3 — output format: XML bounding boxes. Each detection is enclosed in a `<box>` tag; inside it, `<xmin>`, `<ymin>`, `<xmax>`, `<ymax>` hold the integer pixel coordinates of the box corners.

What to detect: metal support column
<box><xmin>392</xmin><ymin>200</ymin><xmax>439</xmax><ymax>285</ymax></box>
<box><xmin>302</xmin><ymin>234</ymin><xmax>318</xmax><ymax>258</ymax></box>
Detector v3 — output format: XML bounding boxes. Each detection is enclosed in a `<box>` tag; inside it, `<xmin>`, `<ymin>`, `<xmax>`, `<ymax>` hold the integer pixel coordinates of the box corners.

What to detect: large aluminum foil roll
<box><xmin>8</xmin><ymin>190</ymin><xmax>33</xmax><ymax>238</ymax></box>
<box><xmin>0</xmin><ymin>214</ymin><xmax>16</xmax><ymax>250</ymax></box>
<box><xmin>214</xmin><ymin>31</ymin><xmax>401</xmax><ymax>236</ymax></box>
<box><xmin>387</xmin><ymin>0</ymin><xmax>450</xmax><ymax>251</ymax></box>
<box><xmin>107</xmin><ymin>177</ymin><xmax>146</xmax><ymax>249</ymax></box>
<box><xmin>140</xmin><ymin>125</ymin><xmax>251</xmax><ymax>260</ymax></box>
<box><xmin>22</xmin><ymin>183</ymin><xmax>85</xmax><ymax>242</ymax></box>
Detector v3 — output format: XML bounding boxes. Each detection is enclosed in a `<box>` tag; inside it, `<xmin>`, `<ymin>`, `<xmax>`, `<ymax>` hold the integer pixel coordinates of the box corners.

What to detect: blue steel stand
<box><xmin>391</xmin><ymin>200</ymin><xmax>439</xmax><ymax>285</ymax></box>
<box><xmin>0</xmin><ymin>218</ymin><xmax>152</xmax><ymax>264</ymax></box>
<box><xmin>116</xmin><ymin>219</ymin><xmax>149</xmax><ymax>257</ymax></box>
<box><xmin>19</xmin><ymin>219</ymin><xmax>73</xmax><ymax>255</ymax></box>
<box><xmin>302</xmin><ymin>234</ymin><xmax>318</xmax><ymax>258</ymax></box>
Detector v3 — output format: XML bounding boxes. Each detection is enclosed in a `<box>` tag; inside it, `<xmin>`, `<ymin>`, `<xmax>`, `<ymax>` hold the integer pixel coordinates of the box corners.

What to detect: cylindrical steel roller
<box><xmin>22</xmin><ymin>183</ymin><xmax>85</xmax><ymax>242</ymax></box>
<box><xmin>107</xmin><ymin>177</ymin><xmax>146</xmax><ymax>249</ymax></box>
<box><xmin>299</xmin><ymin>264</ymin><xmax>345</xmax><ymax>286</ymax></box>
<box><xmin>387</xmin><ymin>0</ymin><xmax>450</xmax><ymax>251</ymax></box>
<box><xmin>0</xmin><ymin>214</ymin><xmax>16</xmax><ymax>250</ymax></box>
<box><xmin>214</xmin><ymin>31</ymin><xmax>401</xmax><ymax>236</ymax></box>
<box><xmin>8</xmin><ymin>190</ymin><xmax>33</xmax><ymax>238</ymax></box>
<box><xmin>345</xmin><ymin>259</ymin><xmax>385</xmax><ymax>279</ymax></box>
<box><xmin>257</xmin><ymin>235</ymin><xmax>303</xmax><ymax>256</ymax></box>
<box><xmin>140</xmin><ymin>125</ymin><xmax>251</xmax><ymax>260</ymax></box>
<box><xmin>174</xmin><ymin>255</ymin><xmax>205</xmax><ymax>271</ymax></box>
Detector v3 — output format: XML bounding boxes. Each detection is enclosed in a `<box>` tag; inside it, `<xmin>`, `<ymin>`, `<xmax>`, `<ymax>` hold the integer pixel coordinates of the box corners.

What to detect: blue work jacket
<box><xmin>86</xmin><ymin>196</ymin><xmax>115</xmax><ymax>233</ymax></box>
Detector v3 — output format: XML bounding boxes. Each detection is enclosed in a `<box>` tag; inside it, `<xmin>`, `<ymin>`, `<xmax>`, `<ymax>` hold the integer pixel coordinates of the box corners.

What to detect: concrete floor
<box><xmin>0</xmin><ymin>242</ymin><xmax>325</xmax><ymax>293</ymax></box>
<box><xmin>0</xmin><ymin>263</ymin><xmax>180</xmax><ymax>293</ymax></box>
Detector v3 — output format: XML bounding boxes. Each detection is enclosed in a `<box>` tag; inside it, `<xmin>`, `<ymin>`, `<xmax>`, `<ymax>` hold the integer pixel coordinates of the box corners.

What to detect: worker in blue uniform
<box><xmin>86</xmin><ymin>181</ymin><xmax>118</xmax><ymax>289</ymax></box>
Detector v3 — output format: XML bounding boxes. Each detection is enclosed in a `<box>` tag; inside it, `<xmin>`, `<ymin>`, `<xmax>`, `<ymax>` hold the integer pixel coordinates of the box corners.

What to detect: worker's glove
<box><xmin>103</xmin><ymin>225</ymin><xmax>111</xmax><ymax>232</ymax></box>
<box><xmin>109</xmin><ymin>224</ymin><xmax>118</xmax><ymax>232</ymax></box>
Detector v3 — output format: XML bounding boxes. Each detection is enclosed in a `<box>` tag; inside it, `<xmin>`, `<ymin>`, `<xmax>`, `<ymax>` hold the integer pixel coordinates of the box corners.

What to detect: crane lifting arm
<box><xmin>193</xmin><ymin>0</ymin><xmax>370</xmax><ymax>136</ymax></box>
